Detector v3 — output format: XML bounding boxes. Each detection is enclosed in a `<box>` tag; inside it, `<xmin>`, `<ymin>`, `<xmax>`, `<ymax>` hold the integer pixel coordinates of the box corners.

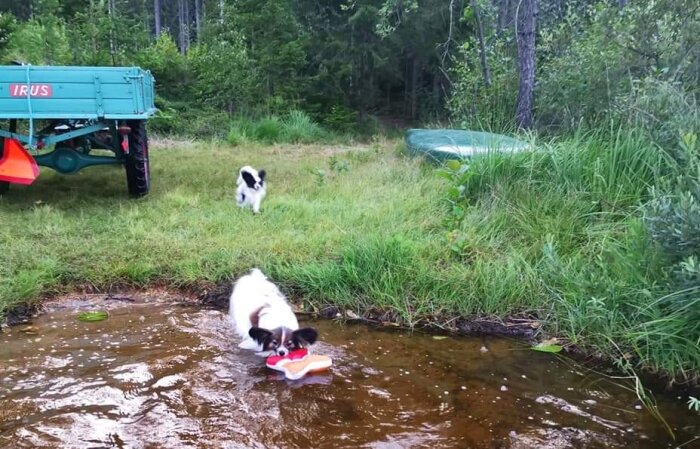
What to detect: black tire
<box><xmin>0</xmin><ymin>137</ymin><xmax>8</xmax><ymax>195</ymax></box>
<box><xmin>124</xmin><ymin>120</ymin><xmax>150</xmax><ymax>197</ymax></box>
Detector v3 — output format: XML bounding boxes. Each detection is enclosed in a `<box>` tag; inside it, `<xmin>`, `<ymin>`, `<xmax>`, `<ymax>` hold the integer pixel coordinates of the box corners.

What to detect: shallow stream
<box><xmin>0</xmin><ymin>296</ymin><xmax>697</xmax><ymax>448</ymax></box>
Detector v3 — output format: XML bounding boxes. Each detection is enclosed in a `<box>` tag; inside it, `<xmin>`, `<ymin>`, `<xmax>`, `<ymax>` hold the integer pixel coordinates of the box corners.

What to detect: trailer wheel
<box><xmin>124</xmin><ymin>120</ymin><xmax>150</xmax><ymax>197</ymax></box>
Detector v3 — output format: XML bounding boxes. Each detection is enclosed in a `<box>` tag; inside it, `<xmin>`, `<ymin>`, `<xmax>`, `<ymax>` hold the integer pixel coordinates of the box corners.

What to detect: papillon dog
<box><xmin>229</xmin><ymin>268</ymin><xmax>318</xmax><ymax>356</ymax></box>
<box><xmin>236</xmin><ymin>166</ymin><xmax>266</xmax><ymax>214</ymax></box>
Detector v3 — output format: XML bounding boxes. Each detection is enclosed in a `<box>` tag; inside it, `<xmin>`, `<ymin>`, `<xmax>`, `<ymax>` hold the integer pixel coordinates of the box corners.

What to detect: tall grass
<box><xmin>227</xmin><ymin>110</ymin><xmax>328</xmax><ymax>146</ymax></box>
<box><xmin>440</xmin><ymin>126</ymin><xmax>698</xmax><ymax>382</ymax></box>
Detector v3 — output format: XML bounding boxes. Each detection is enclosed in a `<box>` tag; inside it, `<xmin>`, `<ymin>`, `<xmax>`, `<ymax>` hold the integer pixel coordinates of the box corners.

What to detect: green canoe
<box><xmin>405</xmin><ymin>129</ymin><xmax>530</xmax><ymax>162</ymax></box>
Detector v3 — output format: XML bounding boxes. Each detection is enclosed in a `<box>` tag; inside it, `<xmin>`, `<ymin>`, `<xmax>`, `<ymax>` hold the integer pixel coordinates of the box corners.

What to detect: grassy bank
<box><xmin>0</xmin><ymin>135</ymin><xmax>698</xmax><ymax>385</ymax></box>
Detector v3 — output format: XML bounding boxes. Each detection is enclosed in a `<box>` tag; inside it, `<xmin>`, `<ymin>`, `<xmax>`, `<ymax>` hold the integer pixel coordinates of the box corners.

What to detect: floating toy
<box><xmin>266</xmin><ymin>348</ymin><xmax>332</xmax><ymax>380</ymax></box>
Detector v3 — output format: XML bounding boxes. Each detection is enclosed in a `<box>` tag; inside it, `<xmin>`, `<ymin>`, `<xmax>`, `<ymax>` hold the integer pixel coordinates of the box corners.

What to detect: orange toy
<box><xmin>266</xmin><ymin>349</ymin><xmax>332</xmax><ymax>380</ymax></box>
<box><xmin>0</xmin><ymin>138</ymin><xmax>39</xmax><ymax>185</ymax></box>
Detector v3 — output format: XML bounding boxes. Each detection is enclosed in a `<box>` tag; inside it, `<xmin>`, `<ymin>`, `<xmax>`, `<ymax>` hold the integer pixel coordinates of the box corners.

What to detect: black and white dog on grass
<box><xmin>236</xmin><ymin>166</ymin><xmax>266</xmax><ymax>214</ymax></box>
<box><xmin>229</xmin><ymin>268</ymin><xmax>318</xmax><ymax>356</ymax></box>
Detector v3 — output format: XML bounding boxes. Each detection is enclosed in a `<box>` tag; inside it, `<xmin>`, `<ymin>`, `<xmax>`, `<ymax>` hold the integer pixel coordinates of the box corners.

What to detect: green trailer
<box><xmin>0</xmin><ymin>65</ymin><xmax>157</xmax><ymax>197</ymax></box>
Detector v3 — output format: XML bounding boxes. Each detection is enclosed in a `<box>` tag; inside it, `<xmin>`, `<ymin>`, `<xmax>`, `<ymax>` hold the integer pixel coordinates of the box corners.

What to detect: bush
<box><xmin>614</xmin><ymin>79</ymin><xmax>700</xmax><ymax>151</ymax></box>
<box><xmin>254</xmin><ymin>117</ymin><xmax>283</xmax><ymax>143</ymax></box>
<box><xmin>226</xmin><ymin>128</ymin><xmax>247</xmax><ymax>147</ymax></box>
<box><xmin>321</xmin><ymin>105</ymin><xmax>358</xmax><ymax>132</ymax></box>
<box><xmin>644</xmin><ymin>133</ymin><xmax>700</xmax><ymax>261</ymax></box>
<box><xmin>280</xmin><ymin>110</ymin><xmax>326</xmax><ymax>143</ymax></box>
<box><xmin>136</xmin><ymin>32</ymin><xmax>192</xmax><ymax>101</ymax></box>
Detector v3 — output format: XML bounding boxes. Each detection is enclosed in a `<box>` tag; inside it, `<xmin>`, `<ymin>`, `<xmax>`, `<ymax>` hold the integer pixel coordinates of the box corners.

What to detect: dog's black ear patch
<box><xmin>241</xmin><ymin>171</ymin><xmax>257</xmax><ymax>188</ymax></box>
<box><xmin>292</xmin><ymin>327</ymin><xmax>318</xmax><ymax>346</ymax></box>
<box><xmin>249</xmin><ymin>327</ymin><xmax>273</xmax><ymax>345</ymax></box>
<box><xmin>258</xmin><ymin>169</ymin><xmax>266</xmax><ymax>181</ymax></box>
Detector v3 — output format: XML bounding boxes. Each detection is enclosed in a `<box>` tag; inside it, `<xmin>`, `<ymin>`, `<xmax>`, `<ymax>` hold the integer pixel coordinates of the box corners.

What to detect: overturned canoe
<box><xmin>405</xmin><ymin>128</ymin><xmax>530</xmax><ymax>162</ymax></box>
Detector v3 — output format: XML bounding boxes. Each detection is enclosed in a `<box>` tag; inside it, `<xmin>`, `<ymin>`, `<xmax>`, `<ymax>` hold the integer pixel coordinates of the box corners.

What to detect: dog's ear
<box><xmin>249</xmin><ymin>327</ymin><xmax>273</xmax><ymax>345</ymax></box>
<box><xmin>241</xmin><ymin>171</ymin><xmax>257</xmax><ymax>188</ymax></box>
<box><xmin>258</xmin><ymin>169</ymin><xmax>266</xmax><ymax>181</ymax></box>
<box><xmin>292</xmin><ymin>327</ymin><xmax>318</xmax><ymax>346</ymax></box>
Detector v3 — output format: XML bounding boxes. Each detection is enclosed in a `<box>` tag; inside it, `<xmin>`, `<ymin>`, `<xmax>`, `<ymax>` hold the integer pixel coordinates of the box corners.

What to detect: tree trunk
<box><xmin>496</xmin><ymin>0</ymin><xmax>510</xmax><ymax>34</ymax></box>
<box><xmin>515</xmin><ymin>0</ymin><xmax>537</xmax><ymax>129</ymax></box>
<box><xmin>219</xmin><ymin>0</ymin><xmax>224</xmax><ymax>24</ymax></box>
<box><xmin>410</xmin><ymin>54</ymin><xmax>418</xmax><ymax>120</ymax></box>
<box><xmin>195</xmin><ymin>0</ymin><xmax>203</xmax><ymax>40</ymax></box>
<box><xmin>178</xmin><ymin>0</ymin><xmax>186</xmax><ymax>54</ymax></box>
<box><xmin>472</xmin><ymin>0</ymin><xmax>491</xmax><ymax>88</ymax></box>
<box><xmin>108</xmin><ymin>0</ymin><xmax>117</xmax><ymax>65</ymax></box>
<box><xmin>183</xmin><ymin>0</ymin><xmax>190</xmax><ymax>51</ymax></box>
<box><xmin>154</xmin><ymin>0</ymin><xmax>161</xmax><ymax>37</ymax></box>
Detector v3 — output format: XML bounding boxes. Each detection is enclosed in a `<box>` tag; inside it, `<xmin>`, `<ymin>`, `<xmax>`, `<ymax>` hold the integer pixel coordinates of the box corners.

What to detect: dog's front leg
<box><xmin>252</xmin><ymin>196</ymin><xmax>262</xmax><ymax>214</ymax></box>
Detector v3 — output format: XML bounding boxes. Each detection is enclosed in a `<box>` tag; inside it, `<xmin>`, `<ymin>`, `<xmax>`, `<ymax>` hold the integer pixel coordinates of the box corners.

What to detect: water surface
<box><xmin>0</xmin><ymin>297</ymin><xmax>697</xmax><ymax>448</ymax></box>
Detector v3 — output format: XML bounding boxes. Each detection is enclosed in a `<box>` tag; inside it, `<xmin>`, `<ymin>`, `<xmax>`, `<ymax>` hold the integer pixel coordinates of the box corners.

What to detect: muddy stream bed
<box><xmin>0</xmin><ymin>295</ymin><xmax>697</xmax><ymax>448</ymax></box>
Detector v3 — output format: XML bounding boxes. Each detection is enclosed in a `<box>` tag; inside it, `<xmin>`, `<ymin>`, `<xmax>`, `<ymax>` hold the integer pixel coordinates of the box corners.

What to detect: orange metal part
<box><xmin>0</xmin><ymin>138</ymin><xmax>40</xmax><ymax>185</ymax></box>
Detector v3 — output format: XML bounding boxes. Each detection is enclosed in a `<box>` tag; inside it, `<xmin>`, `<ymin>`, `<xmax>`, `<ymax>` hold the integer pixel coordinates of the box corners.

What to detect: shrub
<box><xmin>280</xmin><ymin>110</ymin><xmax>325</xmax><ymax>143</ymax></box>
<box><xmin>644</xmin><ymin>132</ymin><xmax>700</xmax><ymax>261</ymax></box>
<box><xmin>614</xmin><ymin>79</ymin><xmax>700</xmax><ymax>152</ymax></box>
<box><xmin>322</xmin><ymin>105</ymin><xmax>358</xmax><ymax>132</ymax></box>
<box><xmin>227</xmin><ymin>128</ymin><xmax>247</xmax><ymax>147</ymax></box>
<box><xmin>254</xmin><ymin>117</ymin><xmax>283</xmax><ymax>143</ymax></box>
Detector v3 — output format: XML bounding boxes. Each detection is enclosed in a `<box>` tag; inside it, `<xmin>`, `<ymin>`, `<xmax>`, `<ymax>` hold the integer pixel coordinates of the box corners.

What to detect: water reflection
<box><xmin>0</xmin><ymin>298</ymin><xmax>696</xmax><ymax>448</ymax></box>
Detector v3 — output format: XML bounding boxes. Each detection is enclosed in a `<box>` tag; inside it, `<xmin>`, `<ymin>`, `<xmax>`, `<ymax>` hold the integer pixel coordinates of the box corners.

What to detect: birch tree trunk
<box><xmin>195</xmin><ymin>0</ymin><xmax>203</xmax><ymax>41</ymax></box>
<box><xmin>515</xmin><ymin>0</ymin><xmax>537</xmax><ymax>129</ymax></box>
<box><xmin>108</xmin><ymin>0</ymin><xmax>117</xmax><ymax>65</ymax></box>
<box><xmin>154</xmin><ymin>0</ymin><xmax>161</xmax><ymax>37</ymax></box>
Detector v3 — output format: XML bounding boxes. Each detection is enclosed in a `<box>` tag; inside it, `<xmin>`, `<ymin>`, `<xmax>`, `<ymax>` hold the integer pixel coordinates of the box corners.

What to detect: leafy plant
<box><xmin>254</xmin><ymin>117</ymin><xmax>283</xmax><ymax>143</ymax></box>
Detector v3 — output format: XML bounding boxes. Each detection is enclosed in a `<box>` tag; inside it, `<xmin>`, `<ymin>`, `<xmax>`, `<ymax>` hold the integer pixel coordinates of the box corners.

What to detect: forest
<box><xmin>0</xmin><ymin>0</ymin><xmax>695</xmax><ymax>140</ymax></box>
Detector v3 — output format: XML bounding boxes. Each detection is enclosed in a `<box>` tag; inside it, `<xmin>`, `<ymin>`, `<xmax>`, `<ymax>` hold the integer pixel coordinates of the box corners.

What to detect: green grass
<box><xmin>439</xmin><ymin>127</ymin><xmax>699</xmax><ymax>383</ymax></box>
<box><xmin>0</xmin><ymin>139</ymin><xmax>457</xmax><ymax>313</ymax></box>
<box><xmin>226</xmin><ymin>111</ymin><xmax>330</xmax><ymax>147</ymax></box>
<box><xmin>0</xmin><ymin>130</ymin><xmax>698</xmax><ymax>385</ymax></box>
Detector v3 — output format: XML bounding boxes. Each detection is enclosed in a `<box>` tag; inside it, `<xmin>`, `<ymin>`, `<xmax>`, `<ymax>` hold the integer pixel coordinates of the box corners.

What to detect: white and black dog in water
<box><xmin>229</xmin><ymin>268</ymin><xmax>318</xmax><ymax>356</ymax></box>
<box><xmin>236</xmin><ymin>166</ymin><xmax>267</xmax><ymax>214</ymax></box>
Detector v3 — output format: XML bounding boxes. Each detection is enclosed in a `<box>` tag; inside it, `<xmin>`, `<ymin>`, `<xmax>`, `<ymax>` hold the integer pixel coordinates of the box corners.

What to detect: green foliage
<box><xmin>228</xmin><ymin>0</ymin><xmax>309</xmax><ymax>105</ymax></box>
<box><xmin>254</xmin><ymin>117</ymin><xmax>282</xmax><ymax>143</ymax></box>
<box><xmin>689</xmin><ymin>396</ymin><xmax>700</xmax><ymax>412</ymax></box>
<box><xmin>188</xmin><ymin>34</ymin><xmax>257</xmax><ymax>112</ymax></box>
<box><xmin>280</xmin><ymin>110</ymin><xmax>326</xmax><ymax>143</ymax></box>
<box><xmin>322</xmin><ymin>105</ymin><xmax>360</xmax><ymax>131</ymax></box>
<box><xmin>614</xmin><ymin>79</ymin><xmax>700</xmax><ymax>151</ymax></box>
<box><xmin>136</xmin><ymin>33</ymin><xmax>191</xmax><ymax>101</ymax></box>
<box><xmin>438</xmin><ymin>129</ymin><xmax>698</xmax><ymax>380</ymax></box>
<box><xmin>226</xmin><ymin>128</ymin><xmax>247</xmax><ymax>147</ymax></box>
<box><xmin>448</xmin><ymin>40</ymin><xmax>519</xmax><ymax>134</ymax></box>
<box><xmin>2</xmin><ymin>17</ymin><xmax>72</xmax><ymax>65</ymax></box>
<box><xmin>645</xmin><ymin>133</ymin><xmax>700</xmax><ymax>261</ymax></box>
<box><xmin>0</xmin><ymin>12</ymin><xmax>17</xmax><ymax>54</ymax></box>
<box><xmin>77</xmin><ymin>310</ymin><xmax>108</xmax><ymax>322</ymax></box>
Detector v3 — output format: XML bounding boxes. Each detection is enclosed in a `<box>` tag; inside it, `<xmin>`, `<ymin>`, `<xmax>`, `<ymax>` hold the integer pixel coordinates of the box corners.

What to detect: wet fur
<box><xmin>229</xmin><ymin>268</ymin><xmax>317</xmax><ymax>356</ymax></box>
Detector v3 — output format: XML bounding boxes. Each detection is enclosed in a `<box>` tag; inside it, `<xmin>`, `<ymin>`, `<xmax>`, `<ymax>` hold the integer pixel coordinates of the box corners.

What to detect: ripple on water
<box><xmin>0</xmin><ymin>300</ymin><xmax>696</xmax><ymax>449</ymax></box>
